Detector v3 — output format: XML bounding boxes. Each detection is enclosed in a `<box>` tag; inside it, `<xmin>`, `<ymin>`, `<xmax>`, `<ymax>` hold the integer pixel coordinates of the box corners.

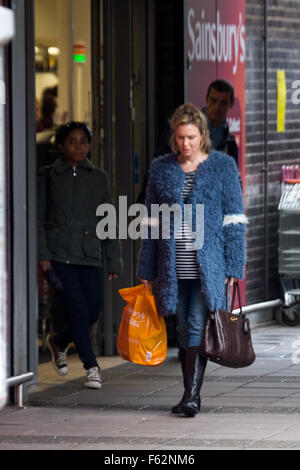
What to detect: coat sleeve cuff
<box><xmin>223</xmin><ymin>224</ymin><xmax>246</xmax><ymax>279</ymax></box>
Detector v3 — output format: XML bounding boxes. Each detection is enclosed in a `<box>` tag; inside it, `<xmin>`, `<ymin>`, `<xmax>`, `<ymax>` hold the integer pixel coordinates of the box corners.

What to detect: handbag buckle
<box><xmin>230</xmin><ymin>316</ymin><xmax>238</xmax><ymax>322</ymax></box>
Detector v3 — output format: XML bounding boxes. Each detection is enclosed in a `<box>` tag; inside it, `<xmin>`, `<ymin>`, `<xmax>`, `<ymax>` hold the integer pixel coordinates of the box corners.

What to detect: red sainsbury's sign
<box><xmin>187</xmin><ymin>7</ymin><xmax>245</xmax><ymax>76</ymax></box>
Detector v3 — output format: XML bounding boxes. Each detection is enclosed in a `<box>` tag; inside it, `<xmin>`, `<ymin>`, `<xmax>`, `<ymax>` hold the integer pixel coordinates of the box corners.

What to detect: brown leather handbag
<box><xmin>199</xmin><ymin>281</ymin><xmax>256</xmax><ymax>368</ymax></box>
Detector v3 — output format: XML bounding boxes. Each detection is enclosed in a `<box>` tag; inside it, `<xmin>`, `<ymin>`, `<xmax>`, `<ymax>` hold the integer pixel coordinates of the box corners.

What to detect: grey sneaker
<box><xmin>84</xmin><ymin>366</ymin><xmax>101</xmax><ymax>389</ymax></box>
<box><xmin>46</xmin><ymin>334</ymin><xmax>69</xmax><ymax>376</ymax></box>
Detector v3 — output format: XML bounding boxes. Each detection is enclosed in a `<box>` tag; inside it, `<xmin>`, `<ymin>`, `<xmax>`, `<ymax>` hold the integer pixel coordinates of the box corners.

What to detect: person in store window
<box><xmin>36</xmin><ymin>94</ymin><xmax>57</xmax><ymax>133</ymax></box>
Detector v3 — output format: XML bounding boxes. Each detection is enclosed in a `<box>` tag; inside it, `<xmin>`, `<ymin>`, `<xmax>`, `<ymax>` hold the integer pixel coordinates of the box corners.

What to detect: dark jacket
<box><xmin>37</xmin><ymin>158</ymin><xmax>123</xmax><ymax>273</ymax></box>
<box><xmin>215</xmin><ymin>122</ymin><xmax>239</xmax><ymax>167</ymax></box>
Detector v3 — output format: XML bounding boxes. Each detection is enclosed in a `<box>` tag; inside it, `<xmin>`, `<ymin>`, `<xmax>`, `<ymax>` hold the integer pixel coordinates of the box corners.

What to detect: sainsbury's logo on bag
<box><xmin>126</xmin><ymin>306</ymin><xmax>146</xmax><ymax>328</ymax></box>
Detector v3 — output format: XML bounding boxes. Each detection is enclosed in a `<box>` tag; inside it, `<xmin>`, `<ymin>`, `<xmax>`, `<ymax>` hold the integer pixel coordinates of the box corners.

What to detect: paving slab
<box><xmin>1</xmin><ymin>324</ymin><xmax>300</xmax><ymax>451</ymax></box>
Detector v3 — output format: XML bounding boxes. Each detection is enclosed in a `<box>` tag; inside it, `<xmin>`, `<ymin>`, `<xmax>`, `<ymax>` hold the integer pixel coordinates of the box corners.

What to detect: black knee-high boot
<box><xmin>181</xmin><ymin>347</ymin><xmax>207</xmax><ymax>417</ymax></box>
<box><xmin>171</xmin><ymin>348</ymin><xmax>187</xmax><ymax>414</ymax></box>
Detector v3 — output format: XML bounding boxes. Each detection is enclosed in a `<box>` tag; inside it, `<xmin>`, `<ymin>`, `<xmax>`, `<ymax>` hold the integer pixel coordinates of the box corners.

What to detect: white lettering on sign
<box><xmin>187</xmin><ymin>8</ymin><xmax>245</xmax><ymax>75</ymax></box>
<box><xmin>228</xmin><ymin>117</ymin><xmax>241</xmax><ymax>133</ymax></box>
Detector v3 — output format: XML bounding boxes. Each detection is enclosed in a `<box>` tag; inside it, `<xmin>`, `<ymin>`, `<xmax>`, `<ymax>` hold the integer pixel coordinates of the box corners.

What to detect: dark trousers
<box><xmin>51</xmin><ymin>261</ymin><xmax>102</xmax><ymax>370</ymax></box>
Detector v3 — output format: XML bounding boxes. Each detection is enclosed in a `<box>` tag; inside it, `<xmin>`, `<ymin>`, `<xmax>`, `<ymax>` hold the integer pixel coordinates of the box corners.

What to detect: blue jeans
<box><xmin>51</xmin><ymin>261</ymin><xmax>102</xmax><ymax>370</ymax></box>
<box><xmin>176</xmin><ymin>279</ymin><xmax>209</xmax><ymax>349</ymax></box>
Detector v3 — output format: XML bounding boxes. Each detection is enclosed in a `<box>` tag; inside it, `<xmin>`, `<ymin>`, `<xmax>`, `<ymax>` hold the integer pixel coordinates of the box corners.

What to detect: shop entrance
<box><xmin>34</xmin><ymin>0</ymin><xmax>156</xmax><ymax>369</ymax></box>
<box><xmin>34</xmin><ymin>0</ymin><xmax>94</xmax><ymax>368</ymax></box>
<box><xmin>3</xmin><ymin>0</ymin><xmax>184</xmax><ymax>404</ymax></box>
<box><xmin>33</xmin><ymin>0</ymin><xmax>184</xmax><ymax>382</ymax></box>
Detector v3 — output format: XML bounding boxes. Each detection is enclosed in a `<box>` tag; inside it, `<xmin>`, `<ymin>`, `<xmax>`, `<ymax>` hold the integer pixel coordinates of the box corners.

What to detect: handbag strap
<box><xmin>225</xmin><ymin>283</ymin><xmax>231</xmax><ymax>311</ymax></box>
<box><xmin>230</xmin><ymin>280</ymin><xmax>243</xmax><ymax>315</ymax></box>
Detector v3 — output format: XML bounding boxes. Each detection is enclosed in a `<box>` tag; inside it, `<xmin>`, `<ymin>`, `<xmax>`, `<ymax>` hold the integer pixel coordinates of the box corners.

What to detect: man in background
<box><xmin>203</xmin><ymin>79</ymin><xmax>239</xmax><ymax>167</ymax></box>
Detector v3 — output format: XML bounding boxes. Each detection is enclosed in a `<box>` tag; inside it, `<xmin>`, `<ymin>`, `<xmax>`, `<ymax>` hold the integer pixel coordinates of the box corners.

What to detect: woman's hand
<box><xmin>108</xmin><ymin>273</ymin><xmax>120</xmax><ymax>280</ymax></box>
<box><xmin>225</xmin><ymin>277</ymin><xmax>238</xmax><ymax>287</ymax></box>
<box><xmin>140</xmin><ymin>279</ymin><xmax>153</xmax><ymax>288</ymax></box>
<box><xmin>40</xmin><ymin>261</ymin><xmax>51</xmax><ymax>272</ymax></box>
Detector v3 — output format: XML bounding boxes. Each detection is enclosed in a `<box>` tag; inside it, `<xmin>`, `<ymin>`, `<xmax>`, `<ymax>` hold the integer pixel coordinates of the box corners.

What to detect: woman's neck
<box><xmin>177</xmin><ymin>152</ymin><xmax>209</xmax><ymax>172</ymax></box>
<box><xmin>179</xmin><ymin>150</ymin><xmax>208</xmax><ymax>162</ymax></box>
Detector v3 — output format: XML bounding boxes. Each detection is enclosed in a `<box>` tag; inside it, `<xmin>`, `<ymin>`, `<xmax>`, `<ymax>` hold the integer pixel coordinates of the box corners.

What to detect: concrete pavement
<box><xmin>1</xmin><ymin>323</ymin><xmax>300</xmax><ymax>450</ymax></box>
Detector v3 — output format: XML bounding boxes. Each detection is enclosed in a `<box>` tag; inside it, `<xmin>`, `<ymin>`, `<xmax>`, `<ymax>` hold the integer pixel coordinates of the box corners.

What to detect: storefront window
<box><xmin>35</xmin><ymin>0</ymin><xmax>92</xmax><ymax>136</ymax></box>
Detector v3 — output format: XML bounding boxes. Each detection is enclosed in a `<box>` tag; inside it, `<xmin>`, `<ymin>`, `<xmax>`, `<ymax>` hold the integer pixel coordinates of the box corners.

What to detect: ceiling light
<box><xmin>48</xmin><ymin>47</ymin><xmax>60</xmax><ymax>56</ymax></box>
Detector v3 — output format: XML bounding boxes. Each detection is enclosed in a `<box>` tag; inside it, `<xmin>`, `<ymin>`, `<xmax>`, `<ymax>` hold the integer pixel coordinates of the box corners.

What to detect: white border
<box><xmin>0</xmin><ymin>7</ymin><xmax>15</xmax><ymax>45</ymax></box>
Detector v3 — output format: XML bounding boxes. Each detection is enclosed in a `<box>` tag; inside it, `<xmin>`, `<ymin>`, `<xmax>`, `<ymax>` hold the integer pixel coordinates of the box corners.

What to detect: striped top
<box><xmin>176</xmin><ymin>170</ymin><xmax>200</xmax><ymax>279</ymax></box>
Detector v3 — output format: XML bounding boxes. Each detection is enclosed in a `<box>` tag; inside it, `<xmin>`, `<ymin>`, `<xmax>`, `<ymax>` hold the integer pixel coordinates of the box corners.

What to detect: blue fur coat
<box><xmin>137</xmin><ymin>151</ymin><xmax>247</xmax><ymax>316</ymax></box>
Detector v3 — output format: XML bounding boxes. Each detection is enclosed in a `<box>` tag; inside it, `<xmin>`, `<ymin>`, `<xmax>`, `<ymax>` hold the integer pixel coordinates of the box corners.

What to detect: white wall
<box><xmin>35</xmin><ymin>0</ymin><xmax>58</xmax><ymax>45</ymax></box>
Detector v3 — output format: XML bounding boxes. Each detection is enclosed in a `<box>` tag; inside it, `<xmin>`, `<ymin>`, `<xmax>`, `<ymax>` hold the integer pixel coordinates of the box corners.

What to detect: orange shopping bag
<box><xmin>117</xmin><ymin>284</ymin><xmax>167</xmax><ymax>366</ymax></box>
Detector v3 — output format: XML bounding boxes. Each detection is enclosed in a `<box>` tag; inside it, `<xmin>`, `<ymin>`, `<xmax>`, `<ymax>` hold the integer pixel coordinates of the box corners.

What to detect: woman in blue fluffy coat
<box><xmin>137</xmin><ymin>103</ymin><xmax>247</xmax><ymax>417</ymax></box>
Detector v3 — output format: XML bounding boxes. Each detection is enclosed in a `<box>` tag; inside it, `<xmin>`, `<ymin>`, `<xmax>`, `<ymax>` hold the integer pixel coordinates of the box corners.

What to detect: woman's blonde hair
<box><xmin>169</xmin><ymin>103</ymin><xmax>211</xmax><ymax>154</ymax></box>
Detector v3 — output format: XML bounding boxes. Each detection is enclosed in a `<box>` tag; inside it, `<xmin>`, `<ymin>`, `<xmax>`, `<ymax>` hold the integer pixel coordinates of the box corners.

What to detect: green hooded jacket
<box><xmin>37</xmin><ymin>158</ymin><xmax>123</xmax><ymax>273</ymax></box>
